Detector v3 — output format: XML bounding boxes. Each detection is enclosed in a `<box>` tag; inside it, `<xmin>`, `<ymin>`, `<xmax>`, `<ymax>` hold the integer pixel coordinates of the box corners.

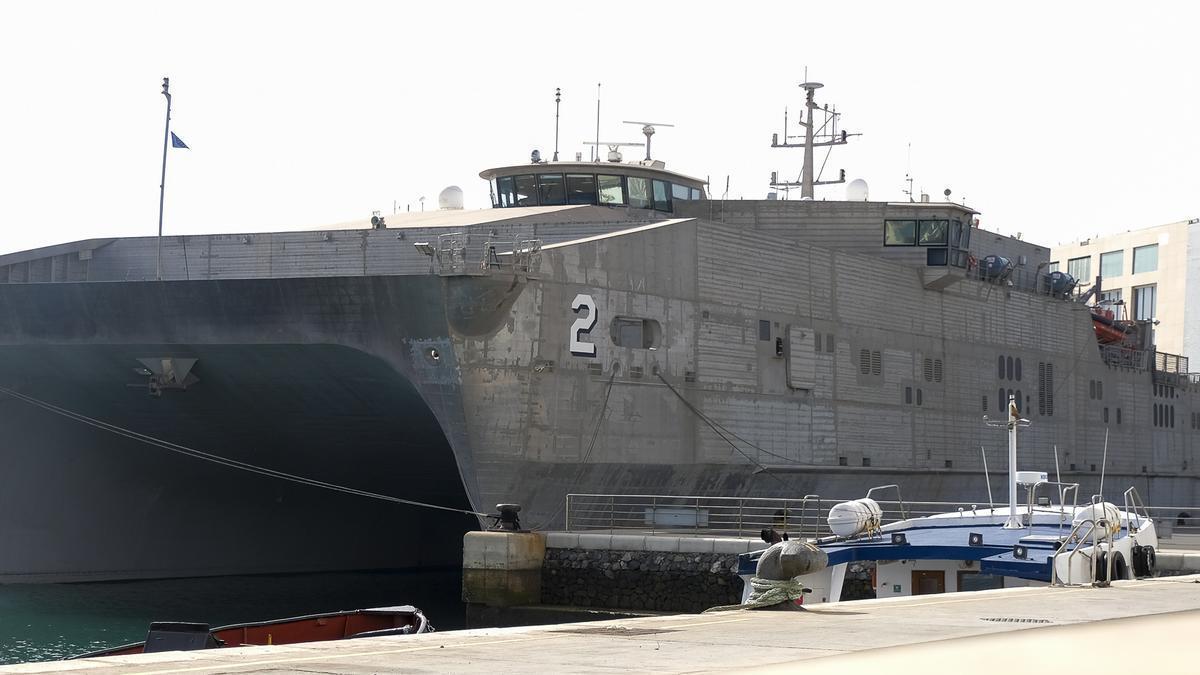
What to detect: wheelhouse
<box><xmin>480</xmin><ymin>162</ymin><xmax>707</xmax><ymax>214</ymax></box>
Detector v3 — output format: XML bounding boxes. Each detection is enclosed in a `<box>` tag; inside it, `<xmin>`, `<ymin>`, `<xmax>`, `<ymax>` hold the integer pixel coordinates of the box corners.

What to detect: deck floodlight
<box><xmin>969</xmin><ymin>532</ymin><xmax>984</xmax><ymax>546</ymax></box>
<box><xmin>890</xmin><ymin>533</ymin><xmax>908</xmax><ymax>545</ymax></box>
<box><xmin>1013</xmin><ymin>544</ymin><xmax>1029</xmax><ymax>560</ymax></box>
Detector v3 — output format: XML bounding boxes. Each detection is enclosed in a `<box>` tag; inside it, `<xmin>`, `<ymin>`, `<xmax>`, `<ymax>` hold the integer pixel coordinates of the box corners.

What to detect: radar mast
<box><xmin>769</xmin><ymin>81</ymin><xmax>858</xmax><ymax>199</ymax></box>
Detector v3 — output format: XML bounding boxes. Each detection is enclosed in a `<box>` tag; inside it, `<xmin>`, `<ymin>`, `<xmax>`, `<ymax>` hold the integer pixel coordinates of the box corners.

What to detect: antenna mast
<box><xmin>593</xmin><ymin>83</ymin><xmax>601</xmax><ymax>163</ymax></box>
<box><xmin>769</xmin><ymin>79</ymin><xmax>857</xmax><ymax>198</ymax></box>
<box><xmin>553</xmin><ymin>87</ymin><xmax>561</xmax><ymax>162</ymax></box>
<box><xmin>622</xmin><ymin>120</ymin><xmax>675</xmax><ymax>162</ymax></box>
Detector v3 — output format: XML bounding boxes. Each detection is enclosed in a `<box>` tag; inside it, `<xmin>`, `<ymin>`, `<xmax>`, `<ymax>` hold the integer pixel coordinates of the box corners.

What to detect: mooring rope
<box><xmin>0</xmin><ymin>384</ymin><xmax>491</xmax><ymax>518</ymax></box>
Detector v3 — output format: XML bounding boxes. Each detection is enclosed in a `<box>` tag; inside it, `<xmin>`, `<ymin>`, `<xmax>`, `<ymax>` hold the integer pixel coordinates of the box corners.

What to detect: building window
<box><xmin>1133</xmin><ymin>284</ymin><xmax>1157</xmax><ymax>321</ymax></box>
<box><xmin>884</xmin><ymin>220</ymin><xmax>917</xmax><ymax>246</ymax></box>
<box><xmin>1133</xmin><ymin>244</ymin><xmax>1159</xmax><ymax>274</ymax></box>
<box><xmin>1067</xmin><ymin>256</ymin><xmax>1091</xmax><ymax>281</ymax></box>
<box><xmin>1100</xmin><ymin>250</ymin><xmax>1124</xmax><ymax>278</ymax></box>
<box><xmin>1047</xmin><ymin>261</ymin><xmax>1059</xmax><ymax>273</ymax></box>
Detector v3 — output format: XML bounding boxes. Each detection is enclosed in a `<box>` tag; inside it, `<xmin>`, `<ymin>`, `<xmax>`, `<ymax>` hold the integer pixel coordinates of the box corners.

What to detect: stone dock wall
<box><xmin>541</xmin><ymin>547</ymin><xmax>742</xmax><ymax>613</ymax></box>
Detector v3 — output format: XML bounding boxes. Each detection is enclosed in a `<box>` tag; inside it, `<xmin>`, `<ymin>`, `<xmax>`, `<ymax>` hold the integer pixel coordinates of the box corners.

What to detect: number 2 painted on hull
<box><xmin>570</xmin><ymin>294</ymin><xmax>598</xmax><ymax>356</ymax></box>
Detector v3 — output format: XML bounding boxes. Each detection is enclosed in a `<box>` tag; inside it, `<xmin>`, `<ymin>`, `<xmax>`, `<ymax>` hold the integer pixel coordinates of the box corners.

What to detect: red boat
<box><xmin>74</xmin><ymin>605</ymin><xmax>432</xmax><ymax>658</ymax></box>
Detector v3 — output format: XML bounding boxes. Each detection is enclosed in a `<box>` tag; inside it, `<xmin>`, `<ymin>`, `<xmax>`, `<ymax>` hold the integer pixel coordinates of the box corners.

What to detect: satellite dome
<box><xmin>846</xmin><ymin>179</ymin><xmax>869</xmax><ymax>202</ymax></box>
<box><xmin>438</xmin><ymin>186</ymin><xmax>464</xmax><ymax>210</ymax></box>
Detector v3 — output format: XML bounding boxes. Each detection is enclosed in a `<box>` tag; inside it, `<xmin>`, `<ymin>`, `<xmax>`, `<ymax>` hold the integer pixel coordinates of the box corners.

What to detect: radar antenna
<box><xmin>582</xmin><ymin>140</ymin><xmax>644</xmax><ymax>163</ymax></box>
<box><xmin>622</xmin><ymin>120</ymin><xmax>675</xmax><ymax>161</ymax></box>
<box><xmin>769</xmin><ymin>80</ymin><xmax>859</xmax><ymax>199</ymax></box>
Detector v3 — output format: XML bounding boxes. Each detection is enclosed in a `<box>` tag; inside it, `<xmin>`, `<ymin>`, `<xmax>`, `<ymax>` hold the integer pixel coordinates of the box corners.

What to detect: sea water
<box><xmin>0</xmin><ymin>569</ymin><xmax>463</xmax><ymax>665</ymax></box>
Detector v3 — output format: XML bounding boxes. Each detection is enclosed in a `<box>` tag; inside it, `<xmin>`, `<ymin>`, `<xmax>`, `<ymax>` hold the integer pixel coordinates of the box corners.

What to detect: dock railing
<box><xmin>563</xmin><ymin>493</ymin><xmax>1200</xmax><ymax>540</ymax></box>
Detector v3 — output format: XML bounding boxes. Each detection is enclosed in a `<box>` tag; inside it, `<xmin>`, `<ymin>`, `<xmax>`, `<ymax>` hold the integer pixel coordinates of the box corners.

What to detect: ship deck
<box><xmin>8</xmin><ymin>575</ymin><xmax>1199</xmax><ymax>674</ymax></box>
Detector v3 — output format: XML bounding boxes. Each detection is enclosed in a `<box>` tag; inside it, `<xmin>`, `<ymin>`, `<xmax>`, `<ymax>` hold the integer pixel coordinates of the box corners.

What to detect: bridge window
<box><xmin>565</xmin><ymin>174</ymin><xmax>597</xmax><ymax>205</ymax></box>
<box><xmin>497</xmin><ymin>176</ymin><xmax>516</xmax><ymax>207</ymax></box>
<box><xmin>627</xmin><ymin>177</ymin><xmax>651</xmax><ymax>209</ymax></box>
<box><xmin>514</xmin><ymin>174</ymin><xmax>537</xmax><ymax>206</ymax></box>
<box><xmin>918</xmin><ymin>220</ymin><xmax>948</xmax><ymax>245</ymax></box>
<box><xmin>652</xmin><ymin>179</ymin><xmax>671</xmax><ymax>212</ymax></box>
<box><xmin>691</xmin><ymin>187</ymin><xmax>702</xmax><ymax>200</ymax></box>
<box><xmin>950</xmin><ymin>220</ymin><xmax>962</xmax><ymax>247</ymax></box>
<box><xmin>538</xmin><ymin>174</ymin><xmax>565</xmax><ymax>205</ymax></box>
<box><xmin>884</xmin><ymin>219</ymin><xmax>917</xmax><ymax>246</ymax></box>
<box><xmin>672</xmin><ymin>183</ymin><xmax>691</xmax><ymax>201</ymax></box>
<box><xmin>598</xmin><ymin>175</ymin><xmax>625</xmax><ymax>205</ymax></box>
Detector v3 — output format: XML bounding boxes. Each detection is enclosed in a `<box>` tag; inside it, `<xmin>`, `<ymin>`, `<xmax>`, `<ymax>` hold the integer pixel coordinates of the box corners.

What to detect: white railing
<box><xmin>563</xmin><ymin>492</ymin><xmax>1200</xmax><ymax>539</ymax></box>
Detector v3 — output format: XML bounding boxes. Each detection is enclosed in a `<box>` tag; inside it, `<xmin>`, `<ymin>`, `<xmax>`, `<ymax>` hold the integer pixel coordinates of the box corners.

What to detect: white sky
<box><xmin>1</xmin><ymin>1</ymin><xmax>1196</xmax><ymax>255</ymax></box>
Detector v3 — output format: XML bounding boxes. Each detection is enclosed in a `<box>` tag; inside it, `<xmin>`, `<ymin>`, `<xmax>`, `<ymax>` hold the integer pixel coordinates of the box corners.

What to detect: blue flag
<box><xmin>170</xmin><ymin>132</ymin><xmax>189</xmax><ymax>149</ymax></box>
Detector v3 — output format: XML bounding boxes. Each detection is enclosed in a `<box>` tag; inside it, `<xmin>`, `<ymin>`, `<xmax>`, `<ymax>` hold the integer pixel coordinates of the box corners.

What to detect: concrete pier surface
<box><xmin>5</xmin><ymin>575</ymin><xmax>1200</xmax><ymax>674</ymax></box>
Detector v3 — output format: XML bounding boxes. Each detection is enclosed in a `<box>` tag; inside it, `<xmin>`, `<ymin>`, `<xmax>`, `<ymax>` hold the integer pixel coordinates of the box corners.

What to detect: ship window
<box><xmin>497</xmin><ymin>176</ymin><xmax>516</xmax><ymax>207</ymax></box>
<box><xmin>611</xmin><ymin>317</ymin><xmax>660</xmax><ymax>349</ymax></box>
<box><xmin>1015</xmin><ymin>390</ymin><xmax>1021</xmax><ymax>412</ymax></box>
<box><xmin>1015</xmin><ymin>358</ymin><xmax>1022</xmax><ymax>381</ymax></box>
<box><xmin>1006</xmin><ymin>356</ymin><xmax>1013</xmax><ymax>380</ymax></box>
<box><xmin>1104</xmin><ymin>407</ymin><xmax>1109</xmax><ymax>423</ymax></box>
<box><xmin>627</xmin><ymin>176</ymin><xmax>651</xmax><ymax>209</ymax></box>
<box><xmin>759</xmin><ymin>319</ymin><xmax>771</xmax><ymax>341</ymax></box>
<box><xmin>1089</xmin><ymin>380</ymin><xmax>1096</xmax><ymax>399</ymax></box>
<box><xmin>691</xmin><ymin>187</ymin><xmax>702</xmax><ymax>200</ymax></box>
<box><xmin>905</xmin><ymin>386</ymin><xmax>913</xmax><ymax>404</ymax></box>
<box><xmin>916</xmin><ymin>389</ymin><xmax>923</xmax><ymax>406</ymax></box>
<box><xmin>918</xmin><ymin>220</ymin><xmax>949</xmax><ymax>245</ymax></box>
<box><xmin>1096</xmin><ymin>381</ymin><xmax>1103</xmax><ymax>399</ymax></box>
<box><xmin>826</xmin><ymin>333</ymin><xmax>834</xmax><ymax>352</ymax></box>
<box><xmin>598</xmin><ymin>175</ymin><xmax>626</xmax><ymax>205</ymax></box>
<box><xmin>513</xmin><ymin>174</ymin><xmax>538</xmax><ymax>206</ymax></box>
<box><xmin>538</xmin><ymin>174</ymin><xmax>566</xmax><ymax>205</ymax></box>
<box><xmin>565</xmin><ymin>174</ymin><xmax>597</xmax><ymax>205</ymax></box>
<box><xmin>672</xmin><ymin>183</ymin><xmax>691</xmax><ymax>201</ymax></box>
<box><xmin>815</xmin><ymin>333</ymin><xmax>823</xmax><ymax>351</ymax></box>
<box><xmin>1133</xmin><ymin>244</ymin><xmax>1158</xmax><ymax>274</ymax></box>
<box><xmin>884</xmin><ymin>219</ymin><xmax>917</xmax><ymax>246</ymax></box>
<box><xmin>926</xmin><ymin>248</ymin><xmax>948</xmax><ymax>266</ymax></box>
<box><xmin>1117</xmin><ymin>408</ymin><xmax>1121</xmax><ymax>424</ymax></box>
<box><xmin>652</xmin><ymin>179</ymin><xmax>671</xmax><ymax>212</ymax></box>
<box><xmin>950</xmin><ymin>220</ymin><xmax>962</xmax><ymax>247</ymax></box>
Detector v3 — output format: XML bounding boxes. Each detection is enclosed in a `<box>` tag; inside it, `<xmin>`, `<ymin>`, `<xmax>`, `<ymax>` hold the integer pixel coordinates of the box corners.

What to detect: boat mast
<box><xmin>156</xmin><ymin>77</ymin><xmax>172</xmax><ymax>281</ymax></box>
<box><xmin>769</xmin><ymin>80</ymin><xmax>856</xmax><ymax>198</ymax></box>
<box><xmin>985</xmin><ymin>393</ymin><xmax>1030</xmax><ymax>529</ymax></box>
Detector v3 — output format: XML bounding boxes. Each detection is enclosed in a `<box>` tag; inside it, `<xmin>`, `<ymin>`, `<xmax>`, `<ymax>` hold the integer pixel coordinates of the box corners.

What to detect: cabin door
<box><xmin>911</xmin><ymin>570</ymin><xmax>946</xmax><ymax>595</ymax></box>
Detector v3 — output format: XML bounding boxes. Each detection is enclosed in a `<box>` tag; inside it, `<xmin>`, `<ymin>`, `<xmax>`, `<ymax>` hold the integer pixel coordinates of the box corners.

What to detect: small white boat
<box><xmin>736</xmin><ymin>396</ymin><xmax>1159</xmax><ymax>606</ymax></box>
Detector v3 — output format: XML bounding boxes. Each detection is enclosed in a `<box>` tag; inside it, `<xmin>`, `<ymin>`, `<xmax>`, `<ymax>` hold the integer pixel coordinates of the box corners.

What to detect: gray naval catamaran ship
<box><xmin>1</xmin><ymin>82</ymin><xmax>1196</xmax><ymax>582</ymax></box>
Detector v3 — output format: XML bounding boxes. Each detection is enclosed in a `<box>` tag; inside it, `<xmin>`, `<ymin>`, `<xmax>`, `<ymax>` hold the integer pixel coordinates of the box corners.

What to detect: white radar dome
<box><xmin>846</xmin><ymin>178</ymin><xmax>869</xmax><ymax>202</ymax></box>
<box><xmin>438</xmin><ymin>186</ymin><xmax>464</xmax><ymax>210</ymax></box>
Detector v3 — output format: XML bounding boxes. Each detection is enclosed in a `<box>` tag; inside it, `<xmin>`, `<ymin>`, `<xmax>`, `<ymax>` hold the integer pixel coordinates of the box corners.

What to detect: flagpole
<box><xmin>157</xmin><ymin>77</ymin><xmax>172</xmax><ymax>281</ymax></box>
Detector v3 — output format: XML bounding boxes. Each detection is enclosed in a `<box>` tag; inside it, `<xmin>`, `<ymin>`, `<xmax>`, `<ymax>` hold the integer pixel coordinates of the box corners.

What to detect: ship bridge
<box><xmin>480</xmin><ymin>161</ymin><xmax>706</xmax><ymax>214</ymax></box>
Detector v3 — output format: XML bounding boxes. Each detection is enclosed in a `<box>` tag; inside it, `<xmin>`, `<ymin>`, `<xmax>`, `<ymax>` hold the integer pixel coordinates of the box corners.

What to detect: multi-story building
<box><xmin>1051</xmin><ymin>218</ymin><xmax>1200</xmax><ymax>367</ymax></box>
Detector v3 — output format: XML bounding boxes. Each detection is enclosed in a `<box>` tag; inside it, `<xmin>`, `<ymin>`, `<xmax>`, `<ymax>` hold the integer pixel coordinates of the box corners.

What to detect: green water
<box><xmin>0</xmin><ymin>570</ymin><xmax>463</xmax><ymax>665</ymax></box>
